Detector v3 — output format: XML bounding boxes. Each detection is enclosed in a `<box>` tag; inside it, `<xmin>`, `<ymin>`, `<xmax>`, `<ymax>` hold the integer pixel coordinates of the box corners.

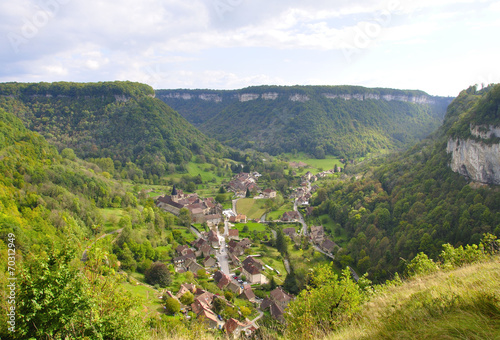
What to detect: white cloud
<box><xmin>0</xmin><ymin>0</ymin><xmax>498</xmax><ymax>96</ymax></box>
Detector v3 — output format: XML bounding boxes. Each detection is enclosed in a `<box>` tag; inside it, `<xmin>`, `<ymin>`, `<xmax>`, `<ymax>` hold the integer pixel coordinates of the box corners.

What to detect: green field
<box><xmin>283</xmin><ymin>153</ymin><xmax>342</xmax><ymax>175</ymax></box>
<box><xmin>121</xmin><ymin>280</ymin><xmax>163</xmax><ymax>317</ymax></box>
<box><xmin>266</xmin><ymin>202</ymin><xmax>294</xmax><ymax>220</ymax></box>
<box><xmin>236</xmin><ymin>198</ymin><xmax>270</xmax><ymax>219</ymax></box>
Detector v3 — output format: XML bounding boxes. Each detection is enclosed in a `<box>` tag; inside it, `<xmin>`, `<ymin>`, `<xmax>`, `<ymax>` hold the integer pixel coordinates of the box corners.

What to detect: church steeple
<box><xmin>171</xmin><ymin>184</ymin><xmax>178</xmax><ymax>196</ymax></box>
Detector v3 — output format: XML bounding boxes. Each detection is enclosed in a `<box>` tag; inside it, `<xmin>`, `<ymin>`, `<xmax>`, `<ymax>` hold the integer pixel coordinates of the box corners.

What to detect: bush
<box><xmin>180</xmin><ymin>291</ymin><xmax>194</xmax><ymax>305</ymax></box>
<box><xmin>164</xmin><ymin>297</ymin><xmax>180</xmax><ymax>315</ymax></box>
<box><xmin>405</xmin><ymin>252</ymin><xmax>438</xmax><ymax>277</ymax></box>
<box><xmin>145</xmin><ymin>262</ymin><xmax>171</xmax><ymax>287</ymax></box>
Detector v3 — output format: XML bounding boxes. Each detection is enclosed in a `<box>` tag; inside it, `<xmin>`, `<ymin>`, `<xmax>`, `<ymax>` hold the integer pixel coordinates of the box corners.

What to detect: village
<box><xmin>154</xmin><ymin>165</ymin><xmax>341</xmax><ymax>337</ymax></box>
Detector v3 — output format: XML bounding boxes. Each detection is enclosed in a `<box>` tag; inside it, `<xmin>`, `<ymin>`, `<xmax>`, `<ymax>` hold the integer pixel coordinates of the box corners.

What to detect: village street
<box><xmin>215</xmin><ymin>219</ymin><xmax>230</xmax><ymax>276</ymax></box>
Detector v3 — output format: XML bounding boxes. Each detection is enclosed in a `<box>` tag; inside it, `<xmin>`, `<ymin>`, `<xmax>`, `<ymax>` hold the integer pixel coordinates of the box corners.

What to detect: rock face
<box><xmin>447</xmin><ymin>125</ymin><xmax>500</xmax><ymax>185</ymax></box>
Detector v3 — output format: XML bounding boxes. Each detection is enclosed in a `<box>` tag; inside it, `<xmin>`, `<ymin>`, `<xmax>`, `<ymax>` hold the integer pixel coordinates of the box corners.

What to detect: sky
<box><xmin>1</xmin><ymin>0</ymin><xmax>499</xmax><ymax>97</ymax></box>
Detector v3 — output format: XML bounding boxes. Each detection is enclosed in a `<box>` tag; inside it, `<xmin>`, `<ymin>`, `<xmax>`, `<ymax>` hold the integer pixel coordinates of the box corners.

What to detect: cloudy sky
<box><xmin>1</xmin><ymin>0</ymin><xmax>499</xmax><ymax>96</ymax></box>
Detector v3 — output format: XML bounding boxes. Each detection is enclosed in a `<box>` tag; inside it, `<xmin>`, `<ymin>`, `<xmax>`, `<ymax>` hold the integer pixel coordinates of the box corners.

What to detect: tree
<box><xmin>185</xmin><ymin>271</ymin><xmax>194</xmax><ymax>283</ymax></box>
<box><xmin>180</xmin><ymin>291</ymin><xmax>195</xmax><ymax>305</ymax></box>
<box><xmin>213</xmin><ymin>297</ymin><xmax>226</xmax><ymax>313</ymax></box>
<box><xmin>215</xmin><ymin>193</ymin><xmax>226</xmax><ymax>204</ymax></box>
<box><xmin>219</xmin><ymin>186</ymin><xmax>226</xmax><ymax>194</ymax></box>
<box><xmin>178</xmin><ymin>208</ymin><xmax>191</xmax><ymax>227</ymax></box>
<box><xmin>197</xmin><ymin>268</ymin><xmax>208</xmax><ymax>280</ymax></box>
<box><xmin>224</xmin><ymin>291</ymin><xmax>234</xmax><ymax>301</ymax></box>
<box><xmin>283</xmin><ymin>270</ymin><xmax>299</xmax><ymax>295</ymax></box>
<box><xmin>246</xmin><ymin>188</ymin><xmax>251</xmax><ymax>198</ymax></box>
<box><xmin>285</xmin><ymin>265</ymin><xmax>363</xmax><ymax>338</ymax></box>
<box><xmin>275</xmin><ymin>228</ymin><xmax>288</xmax><ymax>256</ymax></box>
<box><xmin>145</xmin><ymin>262</ymin><xmax>171</xmax><ymax>287</ymax></box>
<box><xmin>269</xmin><ymin>276</ymin><xmax>278</xmax><ymax>290</ymax></box>
<box><xmin>164</xmin><ymin>297</ymin><xmax>180</xmax><ymax>315</ymax></box>
<box><xmin>240</xmin><ymin>306</ymin><xmax>251</xmax><ymax>318</ymax></box>
<box><xmin>242</xmin><ymin>225</ymin><xmax>249</xmax><ymax>233</ymax></box>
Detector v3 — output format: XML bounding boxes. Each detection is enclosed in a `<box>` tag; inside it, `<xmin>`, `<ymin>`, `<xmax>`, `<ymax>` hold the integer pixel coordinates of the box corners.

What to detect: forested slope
<box><xmin>308</xmin><ymin>84</ymin><xmax>500</xmax><ymax>282</ymax></box>
<box><xmin>0</xmin><ymin>107</ymin><xmax>149</xmax><ymax>338</ymax></box>
<box><xmin>156</xmin><ymin>86</ymin><xmax>452</xmax><ymax>158</ymax></box>
<box><xmin>0</xmin><ymin>81</ymin><xmax>224</xmax><ymax>180</ymax></box>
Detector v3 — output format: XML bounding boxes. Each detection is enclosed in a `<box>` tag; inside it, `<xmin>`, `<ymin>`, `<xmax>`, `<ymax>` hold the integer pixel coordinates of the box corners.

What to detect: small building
<box><xmin>260</xmin><ymin>287</ymin><xmax>293</xmax><ymax>321</ymax></box>
<box><xmin>229</xmin><ymin>214</ymin><xmax>247</xmax><ymax>223</ymax></box>
<box><xmin>203</xmin><ymin>256</ymin><xmax>217</xmax><ymax>268</ymax></box>
<box><xmin>310</xmin><ymin>225</ymin><xmax>325</xmax><ymax>244</ymax></box>
<box><xmin>238</xmin><ymin>238</ymin><xmax>252</xmax><ymax>249</ymax></box>
<box><xmin>283</xmin><ymin>227</ymin><xmax>296</xmax><ymax>238</ymax></box>
<box><xmin>227</xmin><ymin>229</ymin><xmax>239</xmax><ymax>239</ymax></box>
<box><xmin>282</xmin><ymin>211</ymin><xmax>300</xmax><ymax>222</ymax></box>
<box><xmin>262</xmin><ymin>189</ymin><xmax>277</xmax><ymax>199</ymax></box>
<box><xmin>240</xmin><ymin>286</ymin><xmax>257</xmax><ymax>303</ymax></box>
<box><xmin>321</xmin><ymin>239</ymin><xmax>336</xmax><ymax>253</ymax></box>
<box><xmin>227</xmin><ymin>281</ymin><xmax>243</xmax><ymax>295</ymax></box>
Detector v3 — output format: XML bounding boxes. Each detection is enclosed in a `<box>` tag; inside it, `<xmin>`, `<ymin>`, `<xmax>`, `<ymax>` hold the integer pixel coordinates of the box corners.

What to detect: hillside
<box><xmin>0</xmin><ymin>107</ymin><xmax>150</xmax><ymax>338</ymax></box>
<box><xmin>328</xmin><ymin>256</ymin><xmax>500</xmax><ymax>340</ymax></box>
<box><xmin>0</xmin><ymin>81</ymin><xmax>224</xmax><ymax>180</ymax></box>
<box><xmin>305</xmin><ymin>84</ymin><xmax>500</xmax><ymax>283</ymax></box>
<box><xmin>156</xmin><ymin>86</ymin><xmax>452</xmax><ymax>158</ymax></box>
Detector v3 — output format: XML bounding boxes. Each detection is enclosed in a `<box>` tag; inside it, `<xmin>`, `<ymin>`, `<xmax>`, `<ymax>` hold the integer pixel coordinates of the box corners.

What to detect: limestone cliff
<box><xmin>447</xmin><ymin>124</ymin><xmax>500</xmax><ymax>185</ymax></box>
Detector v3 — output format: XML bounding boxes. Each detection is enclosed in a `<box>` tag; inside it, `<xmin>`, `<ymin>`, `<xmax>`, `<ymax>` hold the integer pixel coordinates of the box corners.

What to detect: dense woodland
<box><xmin>0</xmin><ymin>82</ymin><xmax>226</xmax><ymax>182</ymax></box>
<box><xmin>0</xmin><ymin>81</ymin><xmax>499</xmax><ymax>339</ymax></box>
<box><xmin>157</xmin><ymin>86</ymin><xmax>452</xmax><ymax>158</ymax></box>
<box><xmin>308</xmin><ymin>84</ymin><xmax>500</xmax><ymax>282</ymax></box>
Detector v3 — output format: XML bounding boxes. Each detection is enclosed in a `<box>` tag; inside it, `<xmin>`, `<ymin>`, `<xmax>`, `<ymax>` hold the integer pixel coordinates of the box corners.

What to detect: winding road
<box><xmin>81</xmin><ymin>228</ymin><xmax>123</xmax><ymax>262</ymax></box>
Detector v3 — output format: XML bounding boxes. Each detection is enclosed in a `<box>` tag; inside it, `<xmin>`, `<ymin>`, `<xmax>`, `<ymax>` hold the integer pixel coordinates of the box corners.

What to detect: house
<box><xmin>260</xmin><ymin>287</ymin><xmax>293</xmax><ymax>321</ymax></box>
<box><xmin>238</xmin><ymin>238</ymin><xmax>252</xmax><ymax>249</ymax></box>
<box><xmin>321</xmin><ymin>239</ymin><xmax>336</xmax><ymax>253</ymax></box>
<box><xmin>203</xmin><ymin>256</ymin><xmax>217</xmax><ymax>268</ymax></box>
<box><xmin>241</xmin><ymin>257</ymin><xmax>265</xmax><ymax>284</ymax></box>
<box><xmin>229</xmin><ymin>214</ymin><xmax>247</xmax><ymax>223</ymax></box>
<box><xmin>227</xmin><ymin>251</ymin><xmax>241</xmax><ymax>265</ymax></box>
<box><xmin>242</xmin><ymin>256</ymin><xmax>264</xmax><ymax>271</ymax></box>
<box><xmin>224</xmin><ymin>318</ymin><xmax>245</xmax><ymax>337</ymax></box>
<box><xmin>283</xmin><ymin>227</ymin><xmax>296</xmax><ymax>238</ymax></box>
<box><xmin>303</xmin><ymin>171</ymin><xmax>313</xmax><ymax>181</ymax></box>
<box><xmin>216</xmin><ymin>273</ymin><xmax>231</xmax><ymax>290</ymax></box>
<box><xmin>176</xmin><ymin>283</ymin><xmax>197</xmax><ymax>299</ymax></box>
<box><xmin>309</xmin><ymin>225</ymin><xmax>325</xmax><ymax>244</ymax></box>
<box><xmin>173</xmin><ymin>252</ymin><xmax>196</xmax><ymax>269</ymax></box>
<box><xmin>199</xmin><ymin>243</ymin><xmax>215</xmax><ymax>258</ymax></box>
<box><xmin>262</xmin><ymin>189</ymin><xmax>277</xmax><ymax>198</ymax></box>
<box><xmin>240</xmin><ymin>285</ymin><xmax>257</xmax><ymax>303</ymax></box>
<box><xmin>198</xmin><ymin>309</ymin><xmax>220</xmax><ymax>329</ymax></box>
<box><xmin>227</xmin><ymin>281</ymin><xmax>243</xmax><ymax>295</ymax></box>
<box><xmin>185</xmin><ymin>258</ymin><xmax>204</xmax><ymax>274</ymax></box>
<box><xmin>157</xmin><ymin>186</ymin><xmax>223</xmax><ymax>222</ymax></box>
<box><xmin>176</xmin><ymin>245</ymin><xmax>190</xmax><ymax>256</ymax></box>
<box><xmin>227</xmin><ymin>229</ymin><xmax>239</xmax><ymax>239</ymax></box>
<box><xmin>213</xmin><ymin>270</ymin><xmax>225</xmax><ymax>283</ymax></box>
<box><xmin>205</xmin><ymin>214</ymin><xmax>223</xmax><ymax>227</ymax></box>
<box><xmin>207</xmin><ymin>230</ymin><xmax>220</xmax><ymax>248</ymax></box>
<box><xmin>192</xmin><ymin>238</ymin><xmax>208</xmax><ymax>250</ymax></box>
<box><xmin>282</xmin><ymin>211</ymin><xmax>300</xmax><ymax>222</ymax></box>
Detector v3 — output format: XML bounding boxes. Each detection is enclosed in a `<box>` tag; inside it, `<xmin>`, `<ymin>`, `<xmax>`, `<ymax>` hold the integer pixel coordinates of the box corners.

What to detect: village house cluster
<box><xmin>155</xmin><ymin>163</ymin><xmax>344</xmax><ymax>334</ymax></box>
<box><xmin>156</xmin><ymin>186</ymin><xmax>223</xmax><ymax>226</ymax></box>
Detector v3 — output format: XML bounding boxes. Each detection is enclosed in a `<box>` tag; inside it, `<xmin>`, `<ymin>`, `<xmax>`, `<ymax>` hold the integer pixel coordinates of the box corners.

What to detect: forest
<box><xmin>0</xmin><ymin>81</ymin><xmax>226</xmax><ymax>182</ymax></box>
<box><xmin>156</xmin><ymin>85</ymin><xmax>452</xmax><ymax>158</ymax></box>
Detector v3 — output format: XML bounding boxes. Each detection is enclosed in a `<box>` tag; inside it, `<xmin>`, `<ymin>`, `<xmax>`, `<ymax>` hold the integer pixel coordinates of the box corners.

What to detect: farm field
<box><xmin>283</xmin><ymin>153</ymin><xmax>342</xmax><ymax>175</ymax></box>
<box><xmin>236</xmin><ymin>198</ymin><xmax>270</xmax><ymax>220</ymax></box>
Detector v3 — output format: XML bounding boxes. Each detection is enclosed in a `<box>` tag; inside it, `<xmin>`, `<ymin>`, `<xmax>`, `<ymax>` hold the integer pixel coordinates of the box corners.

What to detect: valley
<box><xmin>0</xmin><ymin>81</ymin><xmax>499</xmax><ymax>339</ymax></box>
